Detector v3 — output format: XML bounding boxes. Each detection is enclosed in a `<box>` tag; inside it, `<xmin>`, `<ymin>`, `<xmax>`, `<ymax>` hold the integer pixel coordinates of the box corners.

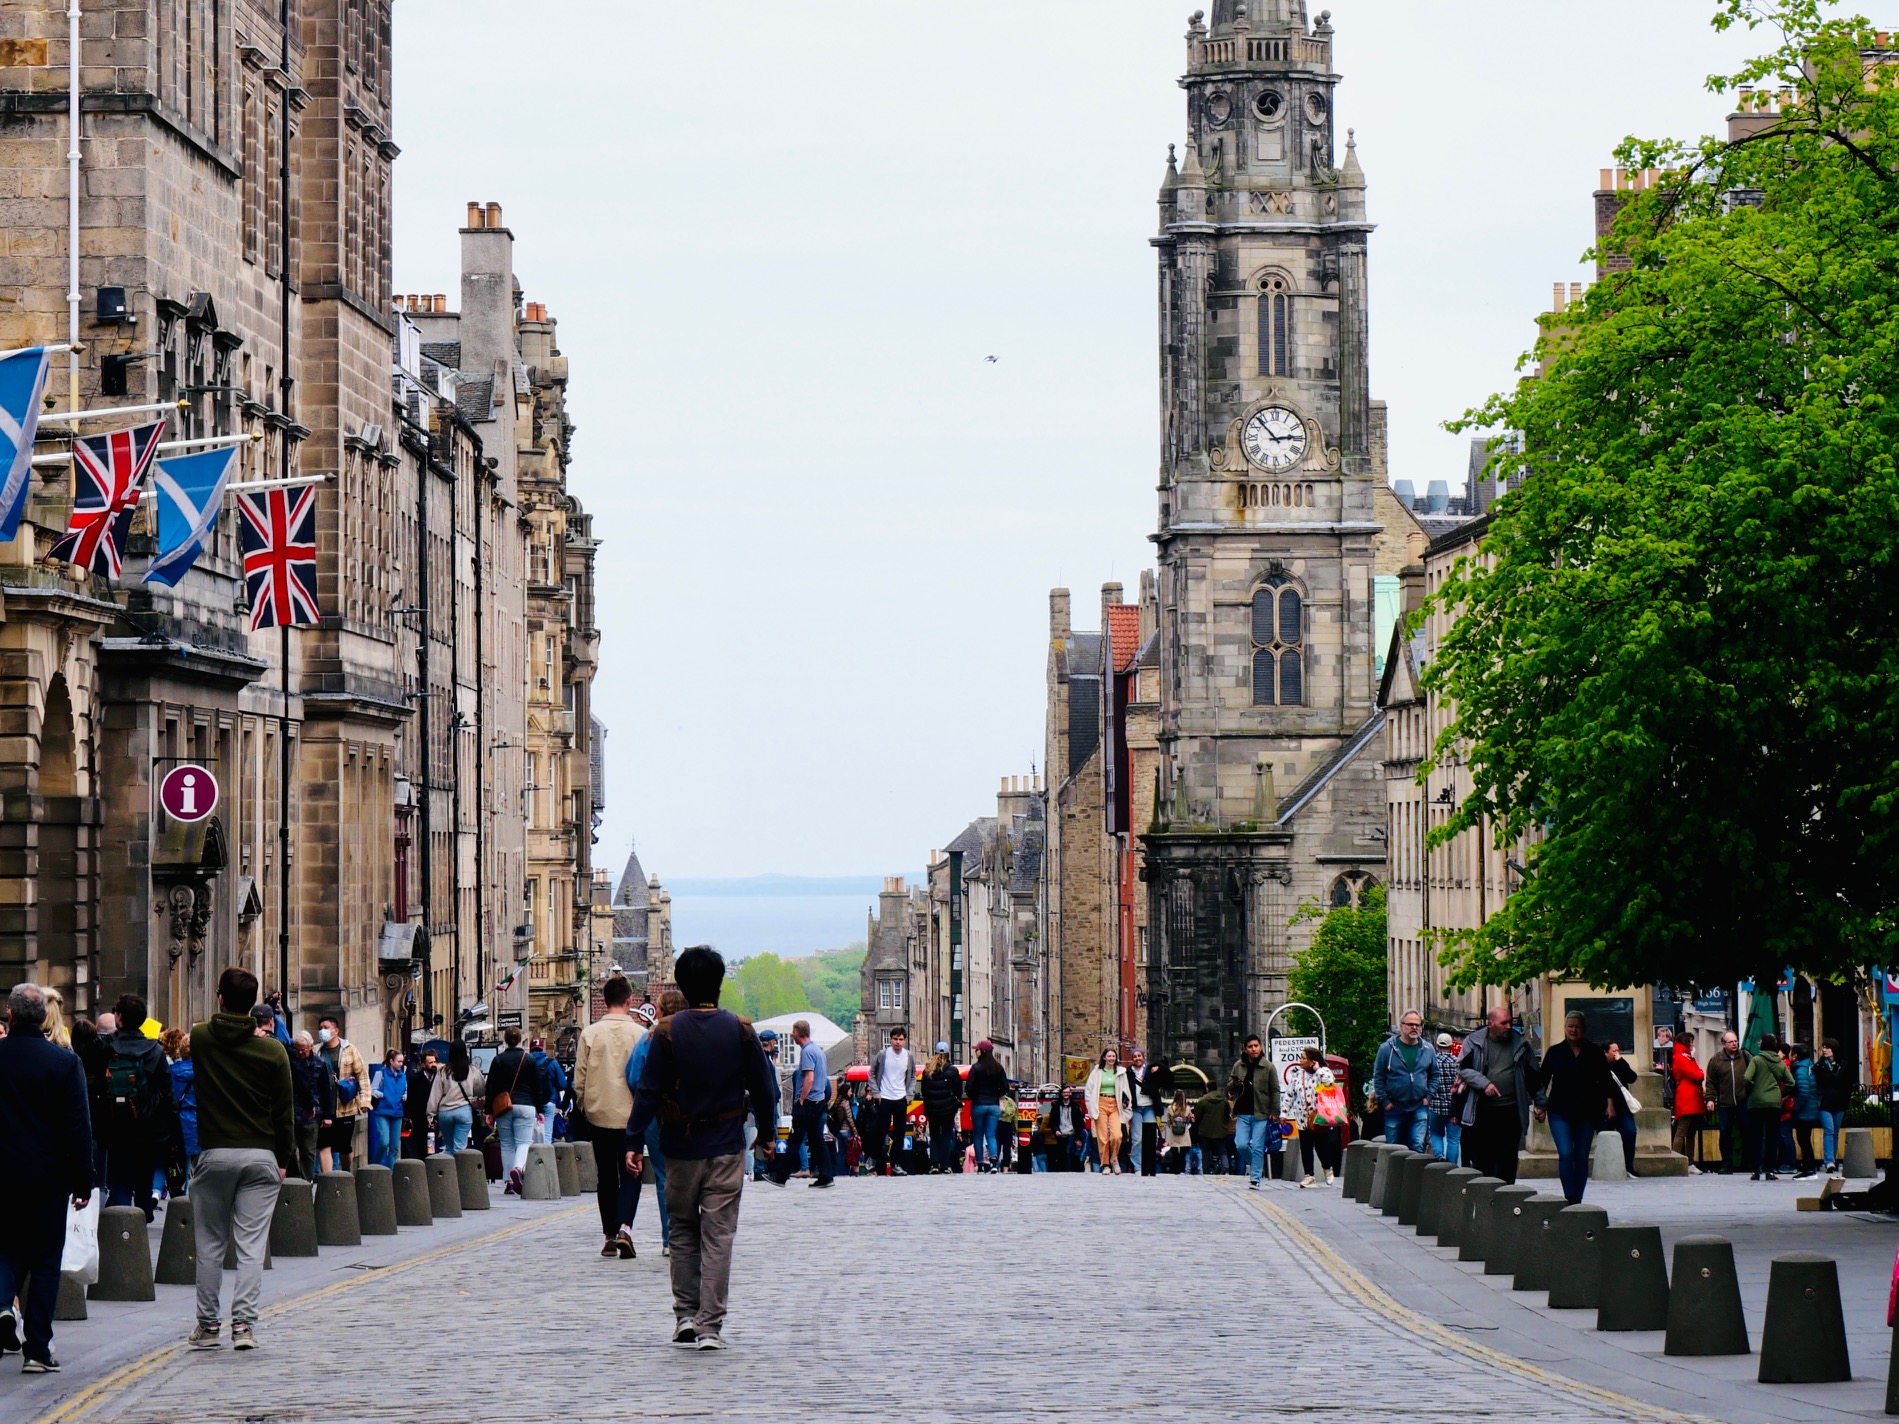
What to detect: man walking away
<box><xmin>1373</xmin><ymin>1010</ymin><xmax>1432</xmax><ymax>1152</ymax></box>
<box><xmin>1191</xmin><ymin>1085</ymin><xmax>1230</xmax><ymax>1175</ymax></box>
<box><xmin>101</xmin><ymin>993</ymin><xmax>177</xmax><ymax>1220</ymax></box>
<box><xmin>1227</xmin><ymin>1035</ymin><xmax>1280</xmax><ymax>1189</ymax></box>
<box><xmin>1702</xmin><ymin>1031</ymin><xmax>1747</xmax><ymax>1174</ymax></box>
<box><xmin>287</xmin><ymin>1032</ymin><xmax>335</xmax><ymax>1182</ymax></box>
<box><xmin>772</xmin><ymin>1020</ymin><xmax>833</xmax><ymax>1188</ymax></box>
<box><xmin>1456</xmin><ymin>1004</ymin><xmax>1538</xmax><ymax>1185</ymax></box>
<box><xmin>867</xmin><ymin>1028</ymin><xmax>915</xmax><ymax>1176</ymax></box>
<box><xmin>187</xmin><ymin>967</ymin><xmax>295</xmax><ymax>1352</ymax></box>
<box><xmin>626</xmin><ymin>945</ymin><xmax>778</xmax><ymax>1351</ymax></box>
<box><xmin>0</xmin><ymin>984</ymin><xmax>93</xmax><ymax>1373</ymax></box>
<box><xmin>574</xmin><ymin>973</ymin><xmax>646</xmax><ymax>1257</ymax></box>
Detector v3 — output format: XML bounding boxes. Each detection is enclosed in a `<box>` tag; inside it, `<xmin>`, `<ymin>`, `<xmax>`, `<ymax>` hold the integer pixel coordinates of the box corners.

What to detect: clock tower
<box><xmin>1143</xmin><ymin>1</ymin><xmax>1400</xmax><ymax>1075</ymax></box>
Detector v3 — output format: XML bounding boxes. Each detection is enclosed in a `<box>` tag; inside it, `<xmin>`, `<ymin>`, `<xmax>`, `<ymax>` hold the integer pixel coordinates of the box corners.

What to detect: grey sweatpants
<box><xmin>192</xmin><ymin>1147</ymin><xmax>279</xmax><ymax>1327</ymax></box>
<box><xmin>665</xmin><ymin>1152</ymin><xmax>745</xmax><ymax>1335</ymax></box>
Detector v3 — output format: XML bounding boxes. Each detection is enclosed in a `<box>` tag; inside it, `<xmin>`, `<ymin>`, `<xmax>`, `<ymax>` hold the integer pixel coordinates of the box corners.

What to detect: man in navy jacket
<box><xmin>0</xmin><ymin>983</ymin><xmax>94</xmax><ymax>1372</ymax></box>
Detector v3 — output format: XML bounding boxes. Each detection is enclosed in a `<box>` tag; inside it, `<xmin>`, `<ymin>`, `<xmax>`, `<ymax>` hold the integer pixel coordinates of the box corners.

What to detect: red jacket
<box><xmin>1670</xmin><ymin>1042</ymin><xmax>1706</xmax><ymax>1117</ymax></box>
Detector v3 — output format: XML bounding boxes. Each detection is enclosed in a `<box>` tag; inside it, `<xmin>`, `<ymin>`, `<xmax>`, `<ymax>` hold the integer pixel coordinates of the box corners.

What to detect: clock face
<box><xmin>1241</xmin><ymin>406</ymin><xmax>1308</xmax><ymax>471</ymax></box>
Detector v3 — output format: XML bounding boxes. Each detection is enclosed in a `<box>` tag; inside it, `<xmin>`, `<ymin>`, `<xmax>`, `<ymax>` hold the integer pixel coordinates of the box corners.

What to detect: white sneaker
<box><xmin>1300</xmin><ymin>1174</ymin><xmax>1316</xmax><ymax>1188</ymax></box>
<box><xmin>1323</xmin><ymin>1168</ymin><xmax>1335</xmax><ymax>1185</ymax></box>
<box><xmin>695</xmin><ymin>1332</ymin><xmax>727</xmax><ymax>1351</ymax></box>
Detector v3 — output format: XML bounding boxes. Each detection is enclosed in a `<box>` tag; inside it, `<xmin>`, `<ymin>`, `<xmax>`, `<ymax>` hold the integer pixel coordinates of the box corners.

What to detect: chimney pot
<box><xmin>1552</xmin><ymin>281</ymin><xmax>1565</xmax><ymax>313</ymax></box>
<box><xmin>486</xmin><ymin>201</ymin><xmax>503</xmax><ymax>228</ymax></box>
<box><xmin>466</xmin><ymin>201</ymin><xmax>483</xmax><ymax>229</ymax></box>
<box><xmin>1598</xmin><ymin>167</ymin><xmax>1613</xmax><ymax>191</ymax></box>
<box><xmin>1569</xmin><ymin>281</ymin><xmax>1583</xmax><ymax>307</ymax></box>
<box><xmin>433</xmin><ymin>294</ymin><xmax>446</xmax><ymax>313</ymax></box>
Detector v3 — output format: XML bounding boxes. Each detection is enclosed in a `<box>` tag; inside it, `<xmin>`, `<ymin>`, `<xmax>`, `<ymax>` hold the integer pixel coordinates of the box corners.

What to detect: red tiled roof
<box><xmin>1106</xmin><ymin>605</ymin><xmax>1143</xmax><ymax>673</ymax></box>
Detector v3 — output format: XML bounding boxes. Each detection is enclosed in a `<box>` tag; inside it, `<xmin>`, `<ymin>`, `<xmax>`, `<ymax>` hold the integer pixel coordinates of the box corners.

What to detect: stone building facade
<box><xmin>1140</xmin><ymin>1</ymin><xmax>1411</xmax><ymax>1078</ymax></box>
<box><xmin>859</xmin><ymin>874</ymin><xmax>926</xmax><ymax>1051</ymax></box>
<box><xmin>0</xmin><ymin>9</ymin><xmax>615</xmax><ymax>1064</ymax></box>
<box><xmin>609</xmin><ymin>847</ymin><xmax>673</xmax><ymax>999</ymax></box>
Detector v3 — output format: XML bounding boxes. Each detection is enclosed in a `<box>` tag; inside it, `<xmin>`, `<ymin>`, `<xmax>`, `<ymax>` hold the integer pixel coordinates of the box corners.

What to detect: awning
<box><xmin>377</xmin><ymin>921</ymin><xmax>424</xmax><ymax>964</ymax></box>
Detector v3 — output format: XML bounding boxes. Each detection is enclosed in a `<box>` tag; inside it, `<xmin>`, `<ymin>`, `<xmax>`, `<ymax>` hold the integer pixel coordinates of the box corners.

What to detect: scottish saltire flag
<box><xmin>46</xmin><ymin>420</ymin><xmax>165</xmax><ymax>577</ymax></box>
<box><xmin>238</xmin><ymin>484</ymin><xmax>320</xmax><ymax>630</ymax></box>
<box><xmin>0</xmin><ymin>346</ymin><xmax>53</xmax><ymax>541</ymax></box>
<box><xmin>145</xmin><ymin>444</ymin><xmax>238</xmax><ymax>587</ymax></box>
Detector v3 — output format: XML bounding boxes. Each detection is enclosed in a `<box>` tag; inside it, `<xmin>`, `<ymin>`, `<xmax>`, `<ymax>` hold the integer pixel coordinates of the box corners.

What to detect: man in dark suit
<box><xmin>0</xmin><ymin>983</ymin><xmax>94</xmax><ymax>1373</ymax></box>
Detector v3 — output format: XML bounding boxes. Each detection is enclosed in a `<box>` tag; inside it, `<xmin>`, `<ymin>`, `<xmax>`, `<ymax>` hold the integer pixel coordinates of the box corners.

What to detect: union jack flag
<box><xmin>238</xmin><ymin>485</ymin><xmax>320</xmax><ymax>630</ymax></box>
<box><xmin>45</xmin><ymin>420</ymin><xmax>165</xmax><ymax>577</ymax></box>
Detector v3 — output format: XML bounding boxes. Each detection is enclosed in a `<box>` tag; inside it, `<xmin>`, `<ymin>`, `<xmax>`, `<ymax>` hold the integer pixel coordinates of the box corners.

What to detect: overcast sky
<box><xmin>391</xmin><ymin>1</ymin><xmax>1768</xmax><ymax>880</ymax></box>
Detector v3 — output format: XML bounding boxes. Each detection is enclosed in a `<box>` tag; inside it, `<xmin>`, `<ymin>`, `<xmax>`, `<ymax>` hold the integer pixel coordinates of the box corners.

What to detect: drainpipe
<box><xmin>66</xmin><ymin>0</ymin><xmax>80</xmax><ymax>414</ymax></box>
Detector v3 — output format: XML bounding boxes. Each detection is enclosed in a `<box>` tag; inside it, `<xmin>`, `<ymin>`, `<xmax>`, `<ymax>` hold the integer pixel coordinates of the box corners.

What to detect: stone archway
<box><xmin>33</xmin><ymin>673</ymin><xmax>92</xmax><ymax>1006</ymax></box>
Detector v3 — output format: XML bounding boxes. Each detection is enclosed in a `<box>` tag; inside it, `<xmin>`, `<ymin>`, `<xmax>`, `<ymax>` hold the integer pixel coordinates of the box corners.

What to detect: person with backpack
<box><xmin>101</xmin><ymin>993</ymin><xmax>178</xmax><ymax>1220</ymax></box>
<box><xmin>487</xmin><ymin>1028</ymin><xmax>545</xmax><ymax>1195</ymax></box>
<box><xmin>314</xmin><ymin>1015</ymin><xmax>367</xmax><ymax>1172</ymax></box>
<box><xmin>865</xmin><ymin>1027</ymin><xmax>916</xmax><ymax>1176</ymax></box>
<box><xmin>186</xmin><ymin>966</ymin><xmax>294</xmax><ymax>1353</ymax></box>
<box><xmin>625</xmin><ymin>945</ymin><xmax>779</xmax><ymax>1350</ymax></box>
<box><xmin>426</xmin><ymin>1040</ymin><xmax>484</xmax><ymax>1157</ymax></box>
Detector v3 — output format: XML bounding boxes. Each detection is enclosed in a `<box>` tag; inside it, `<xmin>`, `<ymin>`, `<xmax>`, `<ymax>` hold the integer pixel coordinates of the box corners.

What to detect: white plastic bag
<box><xmin>61</xmin><ymin>1190</ymin><xmax>100</xmax><ymax>1285</ymax></box>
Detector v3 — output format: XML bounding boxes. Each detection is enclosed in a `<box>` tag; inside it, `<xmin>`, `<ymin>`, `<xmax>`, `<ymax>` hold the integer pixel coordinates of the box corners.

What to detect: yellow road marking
<box><xmin>33</xmin><ymin>1203</ymin><xmax>590</xmax><ymax>1424</ymax></box>
<box><xmin>1235</xmin><ymin>1189</ymin><xmax>1724</xmax><ymax>1424</ymax></box>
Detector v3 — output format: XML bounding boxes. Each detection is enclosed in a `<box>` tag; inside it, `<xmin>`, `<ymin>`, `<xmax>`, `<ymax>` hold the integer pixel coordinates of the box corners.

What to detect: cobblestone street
<box><xmin>15</xmin><ymin>1175</ymin><xmax>1726</xmax><ymax>1424</ymax></box>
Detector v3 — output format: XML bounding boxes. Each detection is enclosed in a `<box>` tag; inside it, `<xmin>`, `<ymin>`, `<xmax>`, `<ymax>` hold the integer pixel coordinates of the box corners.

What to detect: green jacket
<box><xmin>1742</xmin><ymin>1051</ymin><xmax>1793</xmax><ymax>1110</ymax></box>
<box><xmin>190</xmin><ymin>1012</ymin><xmax>296</xmax><ymax>1170</ymax></box>
<box><xmin>1226</xmin><ymin>1056</ymin><xmax>1281</xmax><ymax>1120</ymax></box>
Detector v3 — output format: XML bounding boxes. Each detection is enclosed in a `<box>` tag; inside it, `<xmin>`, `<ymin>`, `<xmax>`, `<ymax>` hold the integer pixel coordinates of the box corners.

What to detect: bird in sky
<box><xmin>983</xmin><ymin>355</ymin><xmax>998</xmax><ymax>363</ymax></box>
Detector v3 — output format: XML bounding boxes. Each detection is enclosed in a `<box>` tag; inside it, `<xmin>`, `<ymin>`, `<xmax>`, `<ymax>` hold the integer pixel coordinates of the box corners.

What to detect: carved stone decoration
<box><xmin>167</xmin><ymin>884</ymin><xmax>197</xmax><ymax>964</ymax></box>
<box><xmin>1249</xmin><ymin>190</ymin><xmax>1293</xmax><ymax>216</ymax></box>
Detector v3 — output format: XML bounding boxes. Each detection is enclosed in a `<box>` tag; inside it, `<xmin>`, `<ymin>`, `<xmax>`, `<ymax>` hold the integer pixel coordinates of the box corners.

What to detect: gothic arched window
<box><xmin>1258</xmin><ymin>273</ymin><xmax>1292</xmax><ymax>377</ymax></box>
<box><xmin>1329</xmin><ymin>871</ymin><xmax>1379</xmax><ymax>910</ymax></box>
<box><xmin>1250</xmin><ymin>574</ymin><xmax>1304</xmax><ymax>706</ymax></box>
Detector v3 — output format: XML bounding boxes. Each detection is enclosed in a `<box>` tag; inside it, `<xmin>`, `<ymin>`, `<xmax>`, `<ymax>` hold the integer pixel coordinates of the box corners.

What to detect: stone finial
<box><xmin>1338</xmin><ymin>129</ymin><xmax>1365</xmax><ymax>189</ymax></box>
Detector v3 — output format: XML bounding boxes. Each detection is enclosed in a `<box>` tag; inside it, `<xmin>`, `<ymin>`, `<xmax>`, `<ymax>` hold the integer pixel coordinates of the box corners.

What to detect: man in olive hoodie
<box><xmin>186</xmin><ymin>966</ymin><xmax>295</xmax><ymax>1352</ymax></box>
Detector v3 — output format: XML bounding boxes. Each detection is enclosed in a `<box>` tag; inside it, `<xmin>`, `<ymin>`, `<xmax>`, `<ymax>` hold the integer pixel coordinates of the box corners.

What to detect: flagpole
<box><xmin>0</xmin><ymin>343</ymin><xmax>77</xmax><ymax>363</ymax></box>
<box><xmin>66</xmin><ymin>0</ymin><xmax>80</xmax><ymax>421</ymax></box>
<box><xmin>226</xmin><ymin>472</ymin><xmax>332</xmax><ymax>494</ymax></box>
<box><xmin>30</xmin><ymin>431</ymin><xmax>258</xmax><ymax>468</ymax></box>
<box><xmin>38</xmin><ymin>399</ymin><xmax>189</xmax><ymax>424</ymax></box>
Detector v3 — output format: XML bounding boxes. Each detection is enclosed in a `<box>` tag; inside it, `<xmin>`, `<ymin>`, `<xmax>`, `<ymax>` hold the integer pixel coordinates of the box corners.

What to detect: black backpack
<box><xmin>105</xmin><ymin>1040</ymin><xmax>169</xmax><ymax>1140</ymax></box>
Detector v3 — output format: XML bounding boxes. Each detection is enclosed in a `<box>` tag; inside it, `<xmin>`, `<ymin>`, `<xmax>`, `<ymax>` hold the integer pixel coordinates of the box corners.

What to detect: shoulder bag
<box><xmin>491</xmin><ymin>1051</ymin><xmax>527</xmax><ymax>1115</ymax></box>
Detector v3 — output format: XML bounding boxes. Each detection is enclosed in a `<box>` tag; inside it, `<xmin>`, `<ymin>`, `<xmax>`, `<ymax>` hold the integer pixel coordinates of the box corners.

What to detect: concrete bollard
<box><xmin>1596</xmin><ymin>1223</ymin><xmax>1668</xmax><ymax>1331</ymax></box>
<box><xmin>425</xmin><ymin>1154</ymin><xmax>463</xmax><ymax>1219</ymax></box>
<box><xmin>1484</xmin><ymin>1184</ymin><xmax>1539</xmax><ymax>1278</ymax></box>
<box><xmin>1664</xmin><ymin>1236</ymin><xmax>1749</xmax><ymax>1356</ymax></box>
<box><xmin>1456</xmin><ymin>1177</ymin><xmax>1504</xmax><ymax>1264</ymax></box>
<box><xmin>355</xmin><ymin>1164</ymin><xmax>399</xmax><ymax>1236</ymax></box>
<box><xmin>392</xmin><ymin>1159</ymin><xmax>433</xmax><ymax>1227</ymax></box>
<box><xmin>1758</xmin><ymin>1253</ymin><xmax>1851</xmax><ymax>1383</ymax></box>
<box><xmin>1366</xmin><ymin>1144</ymin><xmax>1403</xmax><ymax>1211</ymax></box>
<box><xmin>522</xmin><ymin>1144</ymin><xmax>561</xmax><ymax>1201</ymax></box>
<box><xmin>1512</xmin><ymin>1195</ymin><xmax>1570</xmax><ymax>1293</ymax></box>
<box><xmin>554</xmin><ymin>1141</ymin><xmax>581</xmax><ymax>1197</ymax></box>
<box><xmin>1843</xmin><ymin>1127</ymin><xmax>1876</xmax><ymax>1180</ymax></box>
<box><xmin>1434</xmin><ymin>1168</ymin><xmax>1481</xmax><ymax>1250</ymax></box>
<box><xmin>1342</xmin><ymin>1139</ymin><xmax>1373</xmax><ymax>1201</ymax></box>
<box><xmin>155</xmin><ymin>1196</ymin><xmax>196</xmax><ymax>1286</ymax></box>
<box><xmin>315</xmin><ymin>1171</ymin><xmax>363</xmax><ymax>1247</ymax></box>
<box><xmin>1414</xmin><ymin>1160</ymin><xmax>1454</xmax><ymax>1237</ymax></box>
<box><xmin>1590</xmin><ymin>1129</ymin><xmax>1629</xmax><ymax>1182</ymax></box>
<box><xmin>574</xmin><ymin>1140</ymin><xmax>598</xmax><ymax>1193</ymax></box>
<box><xmin>87</xmin><ymin>1205</ymin><xmax>155</xmax><ymax>1302</ymax></box>
<box><xmin>271</xmin><ymin>1179</ymin><xmax>319</xmax><ymax>1257</ymax></box>
<box><xmin>1546</xmin><ymin>1204</ymin><xmax>1609</xmax><ymax>1310</ymax></box>
<box><xmin>55</xmin><ymin>1272</ymin><xmax>87</xmax><ymax>1320</ymax></box>
<box><xmin>1379</xmin><ymin>1149</ymin><xmax>1416</xmax><ymax>1217</ymax></box>
<box><xmin>1397</xmin><ymin>1152</ymin><xmax>1430</xmax><ymax>1226</ymax></box>
<box><xmin>455</xmin><ymin>1148</ymin><xmax>490</xmax><ymax>1210</ymax></box>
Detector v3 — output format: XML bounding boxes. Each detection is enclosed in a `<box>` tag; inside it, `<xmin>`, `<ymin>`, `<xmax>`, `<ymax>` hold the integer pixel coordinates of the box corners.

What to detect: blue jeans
<box><xmin>1820</xmin><ymin>1108</ymin><xmax>1845</xmax><ymax>1167</ymax></box>
<box><xmin>971</xmin><ymin>1104</ymin><xmax>1002</xmax><ymax>1167</ymax></box>
<box><xmin>1183</xmin><ymin>1146</ymin><xmax>1202</xmax><ymax>1175</ymax></box>
<box><xmin>1428</xmin><ymin>1111</ymin><xmax>1462</xmax><ymax>1164</ymax></box>
<box><xmin>1547</xmin><ymin>1112</ymin><xmax>1596</xmax><ymax>1203</ymax></box>
<box><xmin>1128</xmin><ymin>1107</ymin><xmax>1157</xmax><ymax>1173</ymax></box>
<box><xmin>369</xmin><ymin>1114</ymin><xmax>402</xmax><ymax>1169</ymax></box>
<box><xmin>1383</xmin><ymin>1104</ymin><xmax>1428</xmax><ymax>1153</ymax></box>
<box><xmin>437</xmin><ymin>1105</ymin><xmax>473</xmax><ymax>1155</ymax></box>
<box><xmin>643</xmin><ymin>1121</ymin><xmax>669</xmax><ymax>1246</ymax></box>
<box><xmin>1235</xmin><ymin>1115</ymin><xmax>1273</xmax><ymax>1183</ymax></box>
<box><xmin>496</xmin><ymin>1104</ymin><xmax>536</xmax><ymax>1175</ymax></box>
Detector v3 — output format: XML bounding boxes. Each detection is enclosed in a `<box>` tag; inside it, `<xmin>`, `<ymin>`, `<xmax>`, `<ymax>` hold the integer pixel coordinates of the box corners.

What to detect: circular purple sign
<box><xmin>158</xmin><ymin>764</ymin><xmax>218</xmax><ymax>823</ymax></box>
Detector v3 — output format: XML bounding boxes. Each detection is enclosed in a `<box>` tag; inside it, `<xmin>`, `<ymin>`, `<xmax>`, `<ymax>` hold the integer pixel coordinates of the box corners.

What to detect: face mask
<box><xmin>318</xmin><ymin>1028</ymin><xmax>333</xmax><ymax>1044</ymax></box>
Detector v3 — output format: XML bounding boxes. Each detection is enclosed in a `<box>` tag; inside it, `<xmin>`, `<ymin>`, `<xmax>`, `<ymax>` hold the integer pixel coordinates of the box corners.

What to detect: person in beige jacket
<box><xmin>572</xmin><ymin>974</ymin><xmax>647</xmax><ymax>1258</ymax></box>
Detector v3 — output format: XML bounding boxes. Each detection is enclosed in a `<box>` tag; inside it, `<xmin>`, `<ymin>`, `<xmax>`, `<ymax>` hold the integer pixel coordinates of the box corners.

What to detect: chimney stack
<box><xmin>1049</xmin><ymin>588</ymin><xmax>1071</xmax><ymax>638</ymax></box>
<box><xmin>1569</xmin><ymin>281</ymin><xmax>1583</xmax><ymax>308</ymax></box>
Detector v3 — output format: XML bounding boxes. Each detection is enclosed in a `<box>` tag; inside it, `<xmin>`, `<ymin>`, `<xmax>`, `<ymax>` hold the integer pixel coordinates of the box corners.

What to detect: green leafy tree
<box><xmin>798</xmin><ymin>943</ymin><xmax>867</xmax><ymax>1028</ymax></box>
<box><xmin>1424</xmin><ymin>1</ymin><xmax>1899</xmax><ymax>993</ymax></box>
<box><xmin>1286</xmin><ymin>886</ymin><xmax>1388</xmax><ymax>1087</ymax></box>
<box><xmin>731</xmin><ymin>953</ymin><xmax>811</xmax><ymax>1021</ymax></box>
